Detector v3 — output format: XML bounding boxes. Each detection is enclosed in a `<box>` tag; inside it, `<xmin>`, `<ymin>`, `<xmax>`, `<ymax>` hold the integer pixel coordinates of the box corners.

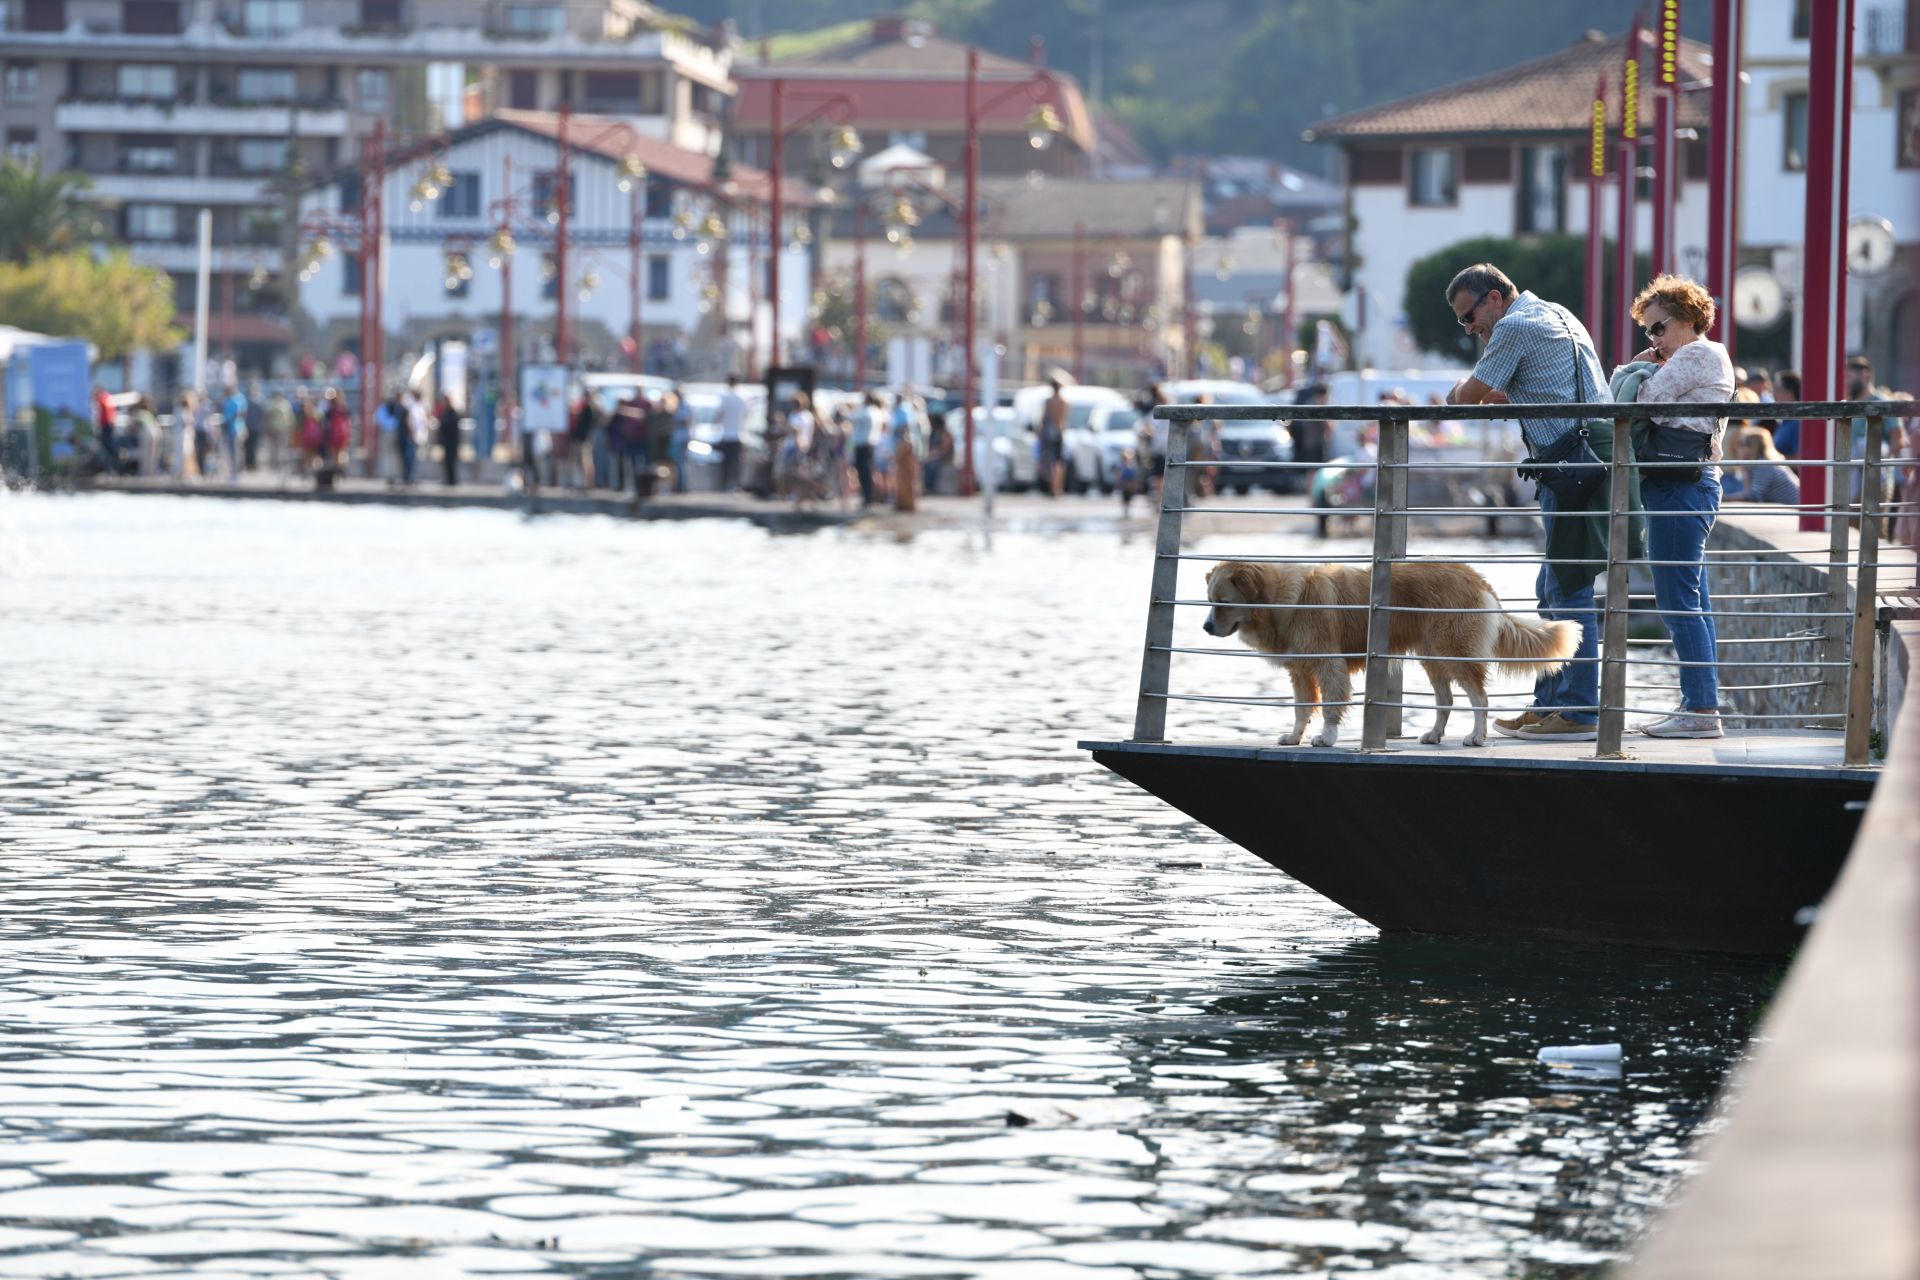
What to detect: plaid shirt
<box><xmin>1471</xmin><ymin>290</ymin><xmax>1612</xmax><ymax>451</ymax></box>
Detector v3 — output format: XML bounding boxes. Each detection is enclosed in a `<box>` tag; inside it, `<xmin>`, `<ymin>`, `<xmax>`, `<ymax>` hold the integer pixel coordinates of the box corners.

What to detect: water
<box><xmin>0</xmin><ymin>493</ymin><xmax>1775</xmax><ymax>1279</ymax></box>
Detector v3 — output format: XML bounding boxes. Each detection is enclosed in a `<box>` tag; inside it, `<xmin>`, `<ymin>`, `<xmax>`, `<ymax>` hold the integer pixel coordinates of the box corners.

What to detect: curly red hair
<box><xmin>1631</xmin><ymin>274</ymin><xmax>1716</xmax><ymax>334</ymax></box>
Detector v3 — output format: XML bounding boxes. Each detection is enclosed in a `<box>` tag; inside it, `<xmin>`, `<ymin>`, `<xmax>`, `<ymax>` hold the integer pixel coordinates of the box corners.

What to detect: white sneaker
<box><xmin>1641</xmin><ymin>709</ymin><xmax>1723</xmax><ymax>739</ymax></box>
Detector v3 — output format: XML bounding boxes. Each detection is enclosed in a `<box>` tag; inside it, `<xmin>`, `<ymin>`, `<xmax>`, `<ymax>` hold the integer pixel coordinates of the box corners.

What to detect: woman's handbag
<box><xmin>1631</xmin><ymin>420</ymin><xmax>1711</xmax><ymax>487</ymax></box>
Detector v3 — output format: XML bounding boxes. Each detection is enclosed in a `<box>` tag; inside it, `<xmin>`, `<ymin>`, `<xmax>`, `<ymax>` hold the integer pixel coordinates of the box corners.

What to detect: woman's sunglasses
<box><xmin>1644</xmin><ymin>318</ymin><xmax>1670</xmax><ymax>339</ymax></box>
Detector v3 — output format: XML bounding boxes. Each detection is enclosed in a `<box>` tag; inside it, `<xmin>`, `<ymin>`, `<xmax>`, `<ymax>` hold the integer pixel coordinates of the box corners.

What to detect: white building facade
<box><xmin>1740</xmin><ymin>0</ymin><xmax>1918</xmax><ymax>386</ymax></box>
<box><xmin>1311</xmin><ymin>30</ymin><xmax>1713</xmax><ymax>371</ymax></box>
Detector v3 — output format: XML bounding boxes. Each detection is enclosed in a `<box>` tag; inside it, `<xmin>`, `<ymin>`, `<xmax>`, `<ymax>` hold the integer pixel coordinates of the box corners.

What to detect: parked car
<box><xmin>677</xmin><ymin>382</ymin><xmax>767</xmax><ymax>491</ymax></box>
<box><xmin>948</xmin><ymin>404</ymin><xmax>1039</xmax><ymax>494</ymax></box>
<box><xmin>1090</xmin><ymin>401</ymin><xmax>1147</xmax><ymax>491</ymax></box>
<box><xmin>1163</xmin><ymin>378</ymin><xmax>1293</xmax><ymax>494</ymax></box>
<box><xmin>1010</xmin><ymin>383</ymin><xmax>1130</xmax><ymax>492</ymax></box>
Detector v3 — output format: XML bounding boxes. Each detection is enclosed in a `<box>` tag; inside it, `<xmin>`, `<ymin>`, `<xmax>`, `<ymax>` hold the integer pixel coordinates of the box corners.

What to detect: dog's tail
<box><xmin>1492</xmin><ymin>611</ymin><xmax>1581</xmax><ymax>676</ymax></box>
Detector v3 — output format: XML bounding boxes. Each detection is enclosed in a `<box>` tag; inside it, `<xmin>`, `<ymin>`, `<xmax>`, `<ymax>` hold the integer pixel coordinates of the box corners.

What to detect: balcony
<box><xmin>1863</xmin><ymin>5</ymin><xmax>1909</xmax><ymax>56</ymax></box>
<box><xmin>54</xmin><ymin>98</ymin><xmax>348</xmax><ymax>136</ymax></box>
<box><xmin>87</xmin><ymin>173</ymin><xmax>272</xmax><ymax>204</ymax></box>
<box><xmin>128</xmin><ymin>243</ymin><xmax>285</xmax><ymax>273</ymax></box>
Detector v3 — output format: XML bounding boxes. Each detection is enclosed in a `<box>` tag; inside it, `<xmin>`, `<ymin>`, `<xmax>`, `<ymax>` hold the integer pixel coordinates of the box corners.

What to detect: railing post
<box><xmin>1360</xmin><ymin>416</ymin><xmax>1406</xmax><ymax>750</ymax></box>
<box><xmin>1132</xmin><ymin>413</ymin><xmax>1190</xmax><ymax>742</ymax></box>
<box><xmin>1818</xmin><ymin>412</ymin><xmax>1854</xmax><ymax>720</ymax></box>
<box><xmin>1382</xmin><ymin>413</ymin><xmax>1410</xmax><ymax>738</ymax></box>
<box><xmin>1843</xmin><ymin>416</ymin><xmax>1883</xmax><ymax>765</ymax></box>
<box><xmin>1596</xmin><ymin>417</ymin><xmax>1633</xmax><ymax>758</ymax></box>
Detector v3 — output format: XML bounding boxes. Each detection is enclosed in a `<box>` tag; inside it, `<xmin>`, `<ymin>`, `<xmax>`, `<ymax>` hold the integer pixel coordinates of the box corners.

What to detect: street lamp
<box><xmin>958</xmin><ymin>48</ymin><xmax>1062</xmax><ymax>494</ymax></box>
<box><xmin>764</xmin><ymin>79</ymin><xmax>861</xmax><ymax>366</ymax></box>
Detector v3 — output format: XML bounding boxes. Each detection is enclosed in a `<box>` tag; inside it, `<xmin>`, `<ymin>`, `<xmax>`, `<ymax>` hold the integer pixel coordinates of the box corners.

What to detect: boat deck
<box><xmin>1081</xmin><ymin>727</ymin><xmax>1879</xmax><ymax>782</ymax></box>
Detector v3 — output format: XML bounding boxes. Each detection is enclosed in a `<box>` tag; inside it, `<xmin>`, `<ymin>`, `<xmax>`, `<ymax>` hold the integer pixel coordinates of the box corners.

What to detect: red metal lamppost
<box><xmin>763</xmin><ymin>79</ymin><xmax>862</xmax><ymax>368</ymax></box>
<box><xmin>296</xmin><ymin>118</ymin><xmax>436</xmax><ymax>477</ymax></box>
<box><xmin>958</xmin><ymin>48</ymin><xmax>1062</xmax><ymax>494</ymax></box>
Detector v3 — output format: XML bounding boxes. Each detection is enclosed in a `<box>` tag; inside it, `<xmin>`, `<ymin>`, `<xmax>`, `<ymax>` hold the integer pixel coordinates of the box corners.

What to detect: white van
<box><xmin>1010</xmin><ymin>383</ymin><xmax>1130</xmax><ymax>492</ymax></box>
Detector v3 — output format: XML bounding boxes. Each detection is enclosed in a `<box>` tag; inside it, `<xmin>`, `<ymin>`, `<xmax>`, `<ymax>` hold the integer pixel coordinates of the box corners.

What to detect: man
<box><xmin>1771</xmin><ymin>370</ymin><xmax>1802</xmax><ymax>458</ymax></box>
<box><xmin>1444</xmin><ymin>262</ymin><xmax>1611</xmax><ymax>742</ymax></box>
<box><xmin>850</xmin><ymin>390</ymin><xmax>878</xmax><ymax>507</ymax></box>
<box><xmin>220</xmin><ymin>383</ymin><xmax>247</xmax><ymax>484</ymax></box>
<box><xmin>1741</xmin><ymin>367</ymin><xmax>1773</xmax><ymax>402</ymax></box>
<box><xmin>1040</xmin><ymin>379</ymin><xmax>1069</xmax><ymax>497</ymax></box>
<box><xmin>436</xmin><ymin>394</ymin><xmax>462</xmax><ymax>486</ymax></box>
<box><xmin>716</xmin><ymin>374</ymin><xmax>749</xmax><ymax>492</ymax></box>
<box><xmin>1843</xmin><ymin>356</ymin><xmax>1893</xmax><ymax>505</ymax></box>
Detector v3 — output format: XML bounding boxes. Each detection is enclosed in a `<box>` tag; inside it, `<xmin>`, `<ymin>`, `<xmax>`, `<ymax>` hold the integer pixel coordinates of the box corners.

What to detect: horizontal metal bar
<box><xmin>1154</xmin><ymin>400</ymin><xmax>1918</xmax><ymax>422</ymax></box>
<box><xmin>1155</xmin><ymin>646</ymin><xmax>1366</xmax><ymax>659</ymax></box>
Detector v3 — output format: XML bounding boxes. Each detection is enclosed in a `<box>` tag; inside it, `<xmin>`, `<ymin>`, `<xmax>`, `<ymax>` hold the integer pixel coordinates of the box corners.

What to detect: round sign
<box><xmin>1846</xmin><ymin>215</ymin><xmax>1897</xmax><ymax>278</ymax></box>
<box><xmin>1733</xmin><ymin>267</ymin><xmax>1785</xmax><ymax>329</ymax></box>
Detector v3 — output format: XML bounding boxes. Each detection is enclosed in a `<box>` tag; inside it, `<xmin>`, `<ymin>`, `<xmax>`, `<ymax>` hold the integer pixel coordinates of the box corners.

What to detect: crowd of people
<box><xmin>90</xmin><ymin>383</ymin><xmax>371</xmax><ymax>484</ymax></box>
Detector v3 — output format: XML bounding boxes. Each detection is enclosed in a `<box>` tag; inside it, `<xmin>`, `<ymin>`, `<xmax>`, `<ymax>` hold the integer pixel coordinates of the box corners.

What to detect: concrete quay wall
<box><xmin>1623</xmin><ymin>619</ymin><xmax>1920</xmax><ymax>1279</ymax></box>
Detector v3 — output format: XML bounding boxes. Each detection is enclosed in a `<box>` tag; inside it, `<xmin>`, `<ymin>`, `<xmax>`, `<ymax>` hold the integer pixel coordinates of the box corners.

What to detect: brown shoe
<box><xmin>1493</xmin><ymin>709</ymin><xmax>1543</xmax><ymax>738</ymax></box>
<box><xmin>1515</xmin><ymin>712</ymin><xmax>1599</xmax><ymax>742</ymax></box>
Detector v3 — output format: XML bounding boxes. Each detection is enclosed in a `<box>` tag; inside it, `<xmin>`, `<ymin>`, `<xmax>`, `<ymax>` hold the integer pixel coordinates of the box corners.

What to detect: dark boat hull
<box><xmin>1085</xmin><ymin>741</ymin><xmax>1873</xmax><ymax>955</ymax></box>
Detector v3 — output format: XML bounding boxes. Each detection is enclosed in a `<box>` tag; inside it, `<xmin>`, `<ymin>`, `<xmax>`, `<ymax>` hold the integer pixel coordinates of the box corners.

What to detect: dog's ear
<box><xmin>1226</xmin><ymin>562</ymin><xmax>1264</xmax><ymax>602</ymax></box>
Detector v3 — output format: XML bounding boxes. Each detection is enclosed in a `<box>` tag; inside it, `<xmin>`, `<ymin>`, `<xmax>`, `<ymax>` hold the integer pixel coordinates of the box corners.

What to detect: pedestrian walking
<box><xmin>220</xmin><ymin>383</ymin><xmax>247</xmax><ymax>484</ymax></box>
<box><xmin>851</xmin><ymin>391</ymin><xmax>879</xmax><ymax>507</ymax></box>
<box><xmin>265</xmin><ymin>389</ymin><xmax>293</xmax><ymax>473</ymax></box>
<box><xmin>923</xmin><ymin>413</ymin><xmax>953</xmax><ymax>497</ymax></box>
<box><xmin>669</xmin><ymin>384</ymin><xmax>693</xmax><ymax>493</ymax></box>
<box><xmin>613</xmin><ymin>389</ymin><xmax>649</xmax><ymax>499</ymax></box>
<box><xmin>1040</xmin><ymin>378</ymin><xmax>1068</xmax><ymax>497</ymax></box>
<box><xmin>92</xmin><ymin>385</ymin><xmax>118</xmax><ymax>475</ymax></box>
<box><xmin>1620</xmin><ymin>274</ymin><xmax>1733</xmax><ymax>739</ymax></box>
<box><xmin>134</xmin><ymin>395</ymin><xmax>161</xmax><ymax>476</ymax></box>
<box><xmin>323</xmin><ymin>388</ymin><xmax>352</xmax><ymax>472</ymax></box>
<box><xmin>568</xmin><ymin>392</ymin><xmax>597</xmax><ymax>491</ymax></box>
<box><xmin>891</xmin><ymin>394</ymin><xmax>919</xmax><ymax>513</ymax></box>
<box><xmin>242</xmin><ymin>381</ymin><xmax>265</xmax><ymax>471</ymax></box>
<box><xmin>716</xmin><ymin>374</ymin><xmax>748</xmax><ymax>491</ymax></box>
<box><xmin>1444</xmin><ymin>261</ymin><xmax>1640</xmax><ymax>742</ymax></box>
<box><xmin>406</xmin><ymin>390</ymin><xmax>430</xmax><ymax>487</ymax></box>
<box><xmin>436</xmin><ymin>394</ymin><xmax>462</xmax><ymax>486</ymax></box>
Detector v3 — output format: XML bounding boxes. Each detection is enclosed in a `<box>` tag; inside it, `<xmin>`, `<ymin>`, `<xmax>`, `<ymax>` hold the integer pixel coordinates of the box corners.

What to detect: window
<box><xmin>359</xmin><ymin>0</ymin><xmax>404</xmax><ymax>27</ymax></box>
<box><xmin>21</xmin><ymin>0</ymin><xmax>64</xmax><ymax>31</ymax></box>
<box><xmin>1409</xmin><ymin>147</ymin><xmax>1456</xmax><ymax>206</ymax></box>
<box><xmin>122</xmin><ymin>1</ymin><xmax>179</xmax><ymax>34</ymax></box>
<box><xmin>1516</xmin><ymin>145</ymin><xmax>1565</xmax><ymax>233</ymax></box>
<box><xmin>582</xmin><ymin>71</ymin><xmax>637</xmax><ymax>112</ymax></box>
<box><xmin>541</xmin><ymin>254</ymin><xmax>557</xmax><ymax>300</ymax></box>
<box><xmin>646</xmin><ymin>254</ymin><xmax>669</xmax><ymax>301</ymax></box>
<box><xmin>236</xmin><ymin>138</ymin><xmax>287</xmax><ymax>172</ymax></box>
<box><xmin>638</xmin><ymin>70</ymin><xmax>665</xmax><ymax>114</ymax></box>
<box><xmin>1904</xmin><ymin>88</ymin><xmax>1920</xmax><ymax>169</ymax></box>
<box><xmin>531</xmin><ymin>170</ymin><xmax>573</xmax><ymax>219</ymax></box>
<box><xmin>643</xmin><ymin>179</ymin><xmax>670</xmax><ymax>219</ymax></box>
<box><xmin>126</xmin><ymin>204</ymin><xmax>177</xmax><ymax>241</ymax></box>
<box><xmin>437</xmin><ymin>171</ymin><xmax>480</xmax><ymax>218</ymax></box>
<box><xmin>5</xmin><ymin>62</ymin><xmax>38</xmax><ymax>102</ymax></box>
<box><xmin>888</xmin><ymin>130</ymin><xmax>928</xmax><ymax>150</ymax></box>
<box><xmin>116</xmin><ymin>64</ymin><xmax>176</xmax><ymax>99</ymax></box>
<box><xmin>1784</xmin><ymin>91</ymin><xmax>1808</xmax><ymax>171</ymax></box>
<box><xmin>444</xmin><ymin>268</ymin><xmax>469</xmax><ymax>298</ymax></box>
<box><xmin>236</xmin><ymin>68</ymin><xmax>297</xmax><ymax>103</ymax></box>
<box><xmin>355</xmin><ymin>67</ymin><xmax>390</xmax><ymax>111</ymax></box>
<box><xmin>6</xmin><ymin>129</ymin><xmax>37</xmax><ymax>166</ymax></box>
<box><xmin>342</xmin><ymin>251</ymin><xmax>361</xmax><ymax>296</ymax></box>
<box><xmin>508</xmin><ymin>70</ymin><xmax>538</xmax><ymax>110</ymax></box>
<box><xmin>500</xmin><ymin>3</ymin><xmax>563</xmax><ymax>34</ymax></box>
<box><xmin>121</xmin><ymin>141</ymin><xmax>174</xmax><ymax>173</ymax></box>
<box><xmin>242</xmin><ymin>0</ymin><xmax>299</xmax><ymax>34</ymax></box>
<box><xmin>338</xmin><ymin>172</ymin><xmax>362</xmax><ymax>210</ymax></box>
<box><xmin>1792</xmin><ymin>0</ymin><xmax>1811</xmax><ymax>38</ymax></box>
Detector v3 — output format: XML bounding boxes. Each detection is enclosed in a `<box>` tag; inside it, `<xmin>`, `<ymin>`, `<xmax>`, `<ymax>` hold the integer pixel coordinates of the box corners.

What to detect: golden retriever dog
<box><xmin>1203</xmin><ymin>560</ymin><xmax>1579</xmax><ymax>748</ymax></box>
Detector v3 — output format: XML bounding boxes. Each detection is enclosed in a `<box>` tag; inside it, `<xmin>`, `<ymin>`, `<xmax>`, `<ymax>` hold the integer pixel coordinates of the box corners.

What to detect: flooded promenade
<box><xmin>0</xmin><ymin>492</ymin><xmax>1777</xmax><ymax>1279</ymax></box>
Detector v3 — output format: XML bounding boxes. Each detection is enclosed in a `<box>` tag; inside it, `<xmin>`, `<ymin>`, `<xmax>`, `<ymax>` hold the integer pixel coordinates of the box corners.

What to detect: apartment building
<box><xmin>0</xmin><ymin>0</ymin><xmax>734</xmax><ymax>377</ymax></box>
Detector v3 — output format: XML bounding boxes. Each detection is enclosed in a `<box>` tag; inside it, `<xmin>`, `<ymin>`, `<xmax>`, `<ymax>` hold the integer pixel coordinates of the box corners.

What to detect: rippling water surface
<box><xmin>0</xmin><ymin>493</ymin><xmax>1773</xmax><ymax>1279</ymax></box>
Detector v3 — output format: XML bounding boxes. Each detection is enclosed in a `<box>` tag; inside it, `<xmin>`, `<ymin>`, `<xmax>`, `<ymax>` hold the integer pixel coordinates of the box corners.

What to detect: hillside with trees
<box><xmin>676</xmin><ymin>0</ymin><xmax>1709</xmax><ymax>169</ymax></box>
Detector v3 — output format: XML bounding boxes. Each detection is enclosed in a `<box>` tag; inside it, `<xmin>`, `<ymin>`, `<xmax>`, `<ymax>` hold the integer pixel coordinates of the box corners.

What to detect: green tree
<box><xmin>0</xmin><ymin>159</ymin><xmax>103</xmax><ymax>263</ymax></box>
<box><xmin>0</xmin><ymin>251</ymin><xmax>183</xmax><ymax>359</ymax></box>
<box><xmin>1402</xmin><ymin>234</ymin><xmax>1646</xmax><ymax>361</ymax></box>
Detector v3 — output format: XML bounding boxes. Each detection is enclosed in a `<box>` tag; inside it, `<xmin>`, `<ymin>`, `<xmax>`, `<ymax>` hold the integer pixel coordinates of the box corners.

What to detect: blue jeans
<box><xmin>1643</xmin><ymin>472</ymin><xmax>1721</xmax><ymax>710</ymax></box>
<box><xmin>1534</xmin><ymin>486</ymin><xmax>1599</xmax><ymax>724</ymax></box>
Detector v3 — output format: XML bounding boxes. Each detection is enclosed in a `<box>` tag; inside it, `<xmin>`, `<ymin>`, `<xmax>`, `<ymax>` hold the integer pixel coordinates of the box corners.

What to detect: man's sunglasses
<box><xmin>1455</xmin><ymin>289</ymin><xmax>1491</xmax><ymax>328</ymax></box>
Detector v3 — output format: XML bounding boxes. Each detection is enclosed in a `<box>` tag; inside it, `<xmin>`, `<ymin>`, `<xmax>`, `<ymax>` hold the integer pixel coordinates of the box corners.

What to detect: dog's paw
<box><xmin>1419</xmin><ymin>728</ymin><xmax>1444</xmax><ymax>745</ymax></box>
<box><xmin>1462</xmin><ymin>731</ymin><xmax>1488</xmax><ymax>748</ymax></box>
<box><xmin>1276</xmin><ymin>731</ymin><xmax>1305</xmax><ymax>746</ymax></box>
<box><xmin>1310</xmin><ymin>731</ymin><xmax>1339</xmax><ymax>748</ymax></box>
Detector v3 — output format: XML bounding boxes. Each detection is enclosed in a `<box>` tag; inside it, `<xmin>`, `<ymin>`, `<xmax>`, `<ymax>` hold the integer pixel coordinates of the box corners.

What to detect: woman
<box><xmin>1726</xmin><ymin>425</ymin><xmax>1801</xmax><ymax>509</ymax></box>
<box><xmin>1627</xmin><ymin>274</ymin><xmax>1734</xmax><ymax>739</ymax></box>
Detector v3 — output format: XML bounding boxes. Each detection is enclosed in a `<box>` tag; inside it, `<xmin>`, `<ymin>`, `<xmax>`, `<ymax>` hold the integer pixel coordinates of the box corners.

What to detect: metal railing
<box><xmin>1133</xmin><ymin>400</ymin><xmax>1917</xmax><ymax>767</ymax></box>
